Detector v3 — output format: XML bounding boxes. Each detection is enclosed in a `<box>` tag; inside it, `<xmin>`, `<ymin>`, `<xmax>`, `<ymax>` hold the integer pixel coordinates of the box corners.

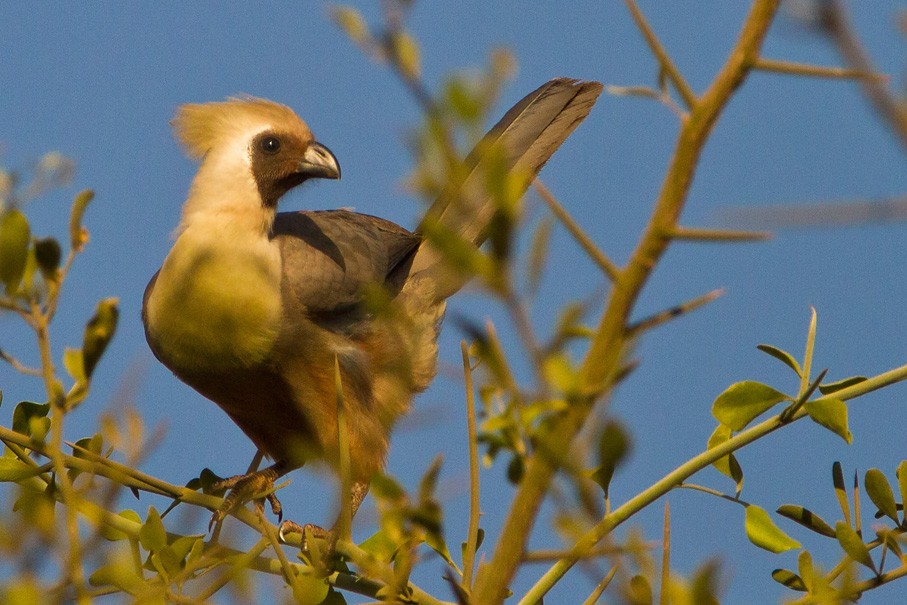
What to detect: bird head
<box><xmin>171</xmin><ymin>97</ymin><xmax>341</xmax><ymax>232</ymax></box>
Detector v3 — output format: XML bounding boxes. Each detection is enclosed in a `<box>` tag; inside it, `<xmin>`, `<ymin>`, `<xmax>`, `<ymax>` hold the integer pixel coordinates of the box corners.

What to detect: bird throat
<box><xmin>145</xmin><ymin>224</ymin><xmax>283</xmax><ymax>372</ymax></box>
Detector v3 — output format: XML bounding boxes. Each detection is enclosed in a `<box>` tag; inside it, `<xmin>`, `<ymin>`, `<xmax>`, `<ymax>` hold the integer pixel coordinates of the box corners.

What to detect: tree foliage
<box><xmin>1</xmin><ymin>2</ymin><xmax>906</xmax><ymax>603</ymax></box>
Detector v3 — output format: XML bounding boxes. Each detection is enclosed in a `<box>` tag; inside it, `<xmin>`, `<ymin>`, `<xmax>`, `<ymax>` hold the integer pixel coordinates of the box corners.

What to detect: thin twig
<box><xmin>534</xmin><ymin>180</ymin><xmax>621</xmax><ymax>282</ymax></box>
<box><xmin>581</xmin><ymin>566</ymin><xmax>617</xmax><ymax>605</ymax></box>
<box><xmin>627</xmin><ymin>288</ymin><xmax>724</xmax><ymax>337</ymax></box>
<box><xmin>660</xmin><ymin>500</ymin><xmax>670</xmax><ymax>605</ymax></box>
<box><xmin>0</xmin><ymin>348</ymin><xmax>42</xmax><ymax>376</ymax></box>
<box><xmin>624</xmin><ymin>0</ymin><xmax>698</xmax><ymax>110</ymax></box>
<box><xmin>460</xmin><ymin>342</ymin><xmax>481</xmax><ymax>591</ymax></box>
<box><xmin>754</xmin><ymin>57</ymin><xmax>885</xmax><ymax>81</ymax></box>
<box><xmin>821</xmin><ymin>0</ymin><xmax>907</xmax><ymax>151</ymax></box>
<box><xmin>668</xmin><ymin>225</ymin><xmax>772</xmax><ymax>241</ymax></box>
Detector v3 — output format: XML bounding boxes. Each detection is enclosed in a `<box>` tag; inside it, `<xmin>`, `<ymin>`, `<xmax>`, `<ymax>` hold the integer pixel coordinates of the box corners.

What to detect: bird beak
<box><xmin>299</xmin><ymin>141</ymin><xmax>341</xmax><ymax>181</ymax></box>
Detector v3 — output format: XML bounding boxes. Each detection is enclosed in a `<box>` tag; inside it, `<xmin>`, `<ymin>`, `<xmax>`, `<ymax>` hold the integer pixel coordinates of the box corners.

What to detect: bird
<box><xmin>142</xmin><ymin>78</ymin><xmax>602</xmax><ymax>542</ymax></box>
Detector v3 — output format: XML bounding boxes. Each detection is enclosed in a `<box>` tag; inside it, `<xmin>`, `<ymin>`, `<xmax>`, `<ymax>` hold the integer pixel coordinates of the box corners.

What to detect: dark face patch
<box><xmin>250</xmin><ymin>130</ymin><xmax>313</xmax><ymax>208</ymax></box>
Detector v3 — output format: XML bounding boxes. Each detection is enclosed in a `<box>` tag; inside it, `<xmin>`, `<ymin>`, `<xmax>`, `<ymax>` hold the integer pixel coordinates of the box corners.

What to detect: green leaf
<box><xmin>0</xmin><ymin>458</ymin><xmax>43</xmax><ymax>482</ymax></box>
<box><xmin>331</xmin><ymin>6</ymin><xmax>370</xmax><ymax>45</ymax></box>
<box><xmin>706</xmin><ymin>424</ymin><xmax>744</xmax><ymax>494</ymax></box>
<box><xmin>835</xmin><ymin>521</ymin><xmax>875</xmax><ymax>572</ymax></box>
<box><xmin>771</xmin><ymin>568</ymin><xmax>806</xmax><ymax>591</ymax></box>
<box><xmin>542</xmin><ymin>352</ymin><xmax>580</xmax><ymax>396</ymax></box>
<box><xmin>589</xmin><ymin>420</ymin><xmax>631</xmax><ymax>497</ymax></box>
<box><xmin>818</xmin><ymin>376</ymin><xmax>867</xmax><ymax>395</ymax></box>
<box><xmin>506</xmin><ymin>455</ymin><xmax>524</xmax><ymax>484</ymax></box>
<box><xmin>320</xmin><ymin>588</ymin><xmax>349</xmax><ymax>605</ymax></box>
<box><xmin>864</xmin><ymin>468</ymin><xmax>898</xmax><ymax>524</ymax></box>
<box><xmin>628</xmin><ymin>574</ymin><xmax>653</xmax><ymax>605</ymax></box>
<box><xmin>82</xmin><ymin>297</ymin><xmax>119</xmax><ymax>379</ymax></box>
<box><xmin>69</xmin><ymin>189</ymin><xmax>94</xmax><ymax>252</ymax></box>
<box><xmin>745</xmin><ymin>505</ymin><xmax>800</xmax><ymax>553</ymax></box>
<box><xmin>756</xmin><ymin>344</ymin><xmax>801</xmax><ymax>376</ymax></box>
<box><xmin>801</xmin><ymin>306</ymin><xmax>817</xmax><ymax>391</ymax></box>
<box><xmin>371</xmin><ymin>473</ymin><xmax>406</xmax><ymax>502</ymax></box>
<box><xmin>689</xmin><ymin>560</ymin><xmax>721</xmax><ymax>605</ymax></box>
<box><xmin>12</xmin><ymin>401</ymin><xmax>49</xmax><ymax>436</ymax></box>
<box><xmin>898</xmin><ymin>461</ymin><xmax>907</xmax><ymax>526</ymax></box>
<box><xmin>797</xmin><ymin>550</ymin><xmax>814</xmax><ymax>592</ymax></box>
<box><xmin>390</xmin><ymin>30</ymin><xmax>420</xmax><ymax>80</ymax></box>
<box><xmin>712</xmin><ymin>381</ymin><xmax>788</xmax><ymax>431</ymax></box>
<box><xmin>291</xmin><ymin>572</ymin><xmax>330</xmax><ymax>605</ymax></box>
<box><xmin>0</xmin><ymin>209</ymin><xmax>31</xmax><ymax>293</ymax></box>
<box><xmin>776</xmin><ymin>505</ymin><xmax>836</xmax><ymax>538</ymax></box>
<box><xmin>526</xmin><ymin>217</ymin><xmax>552</xmax><ymax>295</ymax></box>
<box><xmin>359</xmin><ymin>529</ymin><xmax>399</xmax><ymax>563</ymax></box>
<box><xmin>33</xmin><ymin>237</ymin><xmax>61</xmax><ymax>279</ymax></box>
<box><xmin>139</xmin><ymin>506</ymin><xmax>167</xmax><ymax>552</ymax></box>
<box><xmin>833</xmin><ymin>462</ymin><xmax>851</xmax><ymax>526</ymax></box>
<box><xmin>804</xmin><ymin>398</ymin><xmax>851</xmax><ymax>444</ymax></box>
<box><xmin>62</xmin><ymin>347</ymin><xmax>86</xmax><ymax>385</ymax></box>
<box><xmin>99</xmin><ymin>509</ymin><xmax>141</xmax><ymax>542</ymax></box>
<box><xmin>88</xmin><ymin>559</ymin><xmax>143</xmax><ymax>593</ymax></box>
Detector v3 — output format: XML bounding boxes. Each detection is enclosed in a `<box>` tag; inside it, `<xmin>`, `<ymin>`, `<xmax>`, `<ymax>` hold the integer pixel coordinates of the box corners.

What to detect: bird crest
<box><xmin>172</xmin><ymin>96</ymin><xmax>311</xmax><ymax>160</ymax></box>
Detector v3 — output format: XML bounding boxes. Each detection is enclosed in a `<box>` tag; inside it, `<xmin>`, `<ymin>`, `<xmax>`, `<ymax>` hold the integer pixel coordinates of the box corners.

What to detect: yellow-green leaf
<box><xmin>69</xmin><ymin>189</ymin><xmax>94</xmax><ymax>251</ymax></box>
<box><xmin>33</xmin><ymin>237</ymin><xmax>61</xmax><ymax>280</ymax></box>
<box><xmin>745</xmin><ymin>504</ymin><xmax>800</xmax><ymax>553</ymax></box>
<box><xmin>63</xmin><ymin>347</ymin><xmax>86</xmax><ymax>383</ymax></box>
<box><xmin>291</xmin><ymin>572</ymin><xmax>330</xmax><ymax>605</ymax></box>
<box><xmin>835</xmin><ymin>521</ymin><xmax>875</xmax><ymax>572</ymax></box>
<box><xmin>331</xmin><ymin>6</ymin><xmax>369</xmax><ymax>45</ymax></box>
<box><xmin>12</xmin><ymin>401</ymin><xmax>49</xmax><ymax>436</ymax></box>
<box><xmin>898</xmin><ymin>461</ymin><xmax>907</xmax><ymax>526</ymax></box>
<box><xmin>804</xmin><ymin>397</ymin><xmax>851</xmax><ymax>444</ymax></box>
<box><xmin>756</xmin><ymin>344</ymin><xmax>801</xmax><ymax>376</ymax></box>
<box><xmin>776</xmin><ymin>504</ymin><xmax>835</xmax><ymax>538</ymax></box>
<box><xmin>590</xmin><ymin>420</ymin><xmax>631</xmax><ymax>497</ymax></box>
<box><xmin>88</xmin><ymin>558</ymin><xmax>143</xmax><ymax>593</ymax></box>
<box><xmin>391</xmin><ymin>31</ymin><xmax>420</xmax><ymax>80</ymax></box>
<box><xmin>706</xmin><ymin>424</ymin><xmax>744</xmax><ymax>494</ymax></box>
<box><xmin>0</xmin><ymin>458</ymin><xmax>43</xmax><ymax>482</ymax></box>
<box><xmin>0</xmin><ymin>209</ymin><xmax>31</xmax><ymax>292</ymax></box>
<box><xmin>100</xmin><ymin>509</ymin><xmax>141</xmax><ymax>542</ymax></box>
<box><xmin>542</xmin><ymin>352</ymin><xmax>580</xmax><ymax>396</ymax></box>
<box><xmin>771</xmin><ymin>568</ymin><xmax>806</xmax><ymax>591</ymax></box>
<box><xmin>818</xmin><ymin>376</ymin><xmax>867</xmax><ymax>395</ymax></box>
<box><xmin>139</xmin><ymin>506</ymin><xmax>167</xmax><ymax>552</ymax></box>
<box><xmin>628</xmin><ymin>574</ymin><xmax>652</xmax><ymax>605</ymax></box>
<box><xmin>864</xmin><ymin>468</ymin><xmax>898</xmax><ymax>524</ymax></box>
<box><xmin>82</xmin><ymin>297</ymin><xmax>119</xmax><ymax>379</ymax></box>
<box><xmin>833</xmin><ymin>461</ymin><xmax>851</xmax><ymax>526</ymax></box>
<box><xmin>712</xmin><ymin>381</ymin><xmax>788</xmax><ymax>431</ymax></box>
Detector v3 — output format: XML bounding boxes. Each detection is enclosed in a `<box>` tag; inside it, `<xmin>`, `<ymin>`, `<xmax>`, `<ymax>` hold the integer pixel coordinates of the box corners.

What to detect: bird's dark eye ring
<box><xmin>260</xmin><ymin>136</ymin><xmax>281</xmax><ymax>154</ymax></box>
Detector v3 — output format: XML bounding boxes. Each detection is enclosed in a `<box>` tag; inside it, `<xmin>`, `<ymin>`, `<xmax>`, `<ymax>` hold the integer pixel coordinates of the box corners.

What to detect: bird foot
<box><xmin>209</xmin><ymin>466</ymin><xmax>284</xmax><ymax>531</ymax></box>
<box><xmin>278</xmin><ymin>520</ymin><xmax>336</xmax><ymax>554</ymax></box>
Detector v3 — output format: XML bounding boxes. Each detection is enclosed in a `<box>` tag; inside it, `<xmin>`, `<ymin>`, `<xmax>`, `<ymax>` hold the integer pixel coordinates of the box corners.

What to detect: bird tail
<box><xmin>407</xmin><ymin>77</ymin><xmax>603</xmax><ymax>300</ymax></box>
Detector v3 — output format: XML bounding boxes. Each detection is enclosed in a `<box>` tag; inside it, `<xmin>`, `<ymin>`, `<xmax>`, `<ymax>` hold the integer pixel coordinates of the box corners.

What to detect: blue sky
<box><xmin>1</xmin><ymin>2</ymin><xmax>905</xmax><ymax>603</ymax></box>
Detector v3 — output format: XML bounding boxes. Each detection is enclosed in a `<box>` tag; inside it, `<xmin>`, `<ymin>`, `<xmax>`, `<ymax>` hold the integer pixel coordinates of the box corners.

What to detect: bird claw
<box><xmin>208</xmin><ymin>466</ymin><xmax>284</xmax><ymax>531</ymax></box>
<box><xmin>278</xmin><ymin>520</ymin><xmax>335</xmax><ymax>552</ymax></box>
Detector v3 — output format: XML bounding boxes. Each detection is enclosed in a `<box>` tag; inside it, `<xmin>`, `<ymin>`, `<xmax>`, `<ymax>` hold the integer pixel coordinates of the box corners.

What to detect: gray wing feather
<box><xmin>274</xmin><ymin>209</ymin><xmax>421</xmax><ymax>315</ymax></box>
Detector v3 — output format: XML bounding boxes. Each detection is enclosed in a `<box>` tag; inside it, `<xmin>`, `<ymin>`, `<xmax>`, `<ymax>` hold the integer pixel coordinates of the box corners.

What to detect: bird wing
<box><xmin>410</xmin><ymin>77</ymin><xmax>603</xmax><ymax>299</ymax></box>
<box><xmin>273</xmin><ymin>209</ymin><xmax>421</xmax><ymax>318</ymax></box>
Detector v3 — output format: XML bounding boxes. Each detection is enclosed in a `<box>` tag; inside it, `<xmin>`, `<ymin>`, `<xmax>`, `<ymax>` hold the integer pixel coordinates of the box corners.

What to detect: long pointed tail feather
<box><xmin>410</xmin><ymin>77</ymin><xmax>603</xmax><ymax>299</ymax></box>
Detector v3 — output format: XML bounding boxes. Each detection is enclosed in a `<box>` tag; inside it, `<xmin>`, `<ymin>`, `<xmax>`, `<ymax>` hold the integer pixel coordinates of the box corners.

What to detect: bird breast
<box><xmin>145</xmin><ymin>226</ymin><xmax>283</xmax><ymax>373</ymax></box>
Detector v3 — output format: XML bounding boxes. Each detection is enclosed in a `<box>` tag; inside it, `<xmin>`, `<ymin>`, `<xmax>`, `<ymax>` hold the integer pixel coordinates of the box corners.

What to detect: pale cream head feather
<box><xmin>171</xmin><ymin>96</ymin><xmax>313</xmax><ymax>160</ymax></box>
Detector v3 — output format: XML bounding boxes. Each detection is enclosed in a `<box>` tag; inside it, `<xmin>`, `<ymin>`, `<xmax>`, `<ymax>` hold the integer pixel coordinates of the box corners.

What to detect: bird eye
<box><xmin>260</xmin><ymin>136</ymin><xmax>281</xmax><ymax>154</ymax></box>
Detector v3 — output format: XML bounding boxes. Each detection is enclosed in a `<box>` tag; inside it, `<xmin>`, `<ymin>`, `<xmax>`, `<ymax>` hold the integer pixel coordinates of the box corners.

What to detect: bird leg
<box><xmin>278</xmin><ymin>479</ymin><xmax>370</xmax><ymax>552</ymax></box>
<box><xmin>209</xmin><ymin>460</ymin><xmax>290</xmax><ymax>530</ymax></box>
